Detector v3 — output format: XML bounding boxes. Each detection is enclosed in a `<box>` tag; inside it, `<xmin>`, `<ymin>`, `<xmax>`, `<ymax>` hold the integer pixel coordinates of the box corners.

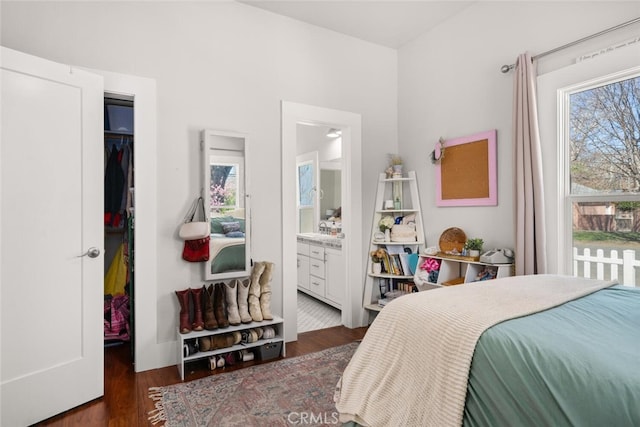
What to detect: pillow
<box><xmin>211</xmin><ymin>216</ymin><xmax>245</xmax><ymax>233</ymax></box>
<box><xmin>221</xmin><ymin>221</ymin><xmax>241</xmax><ymax>234</ymax></box>
<box><xmin>225</xmin><ymin>231</ymin><xmax>245</xmax><ymax>238</ymax></box>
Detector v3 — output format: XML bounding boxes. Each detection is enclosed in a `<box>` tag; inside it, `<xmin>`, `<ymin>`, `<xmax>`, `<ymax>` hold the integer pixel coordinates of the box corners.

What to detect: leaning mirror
<box><xmin>201</xmin><ymin>129</ymin><xmax>250</xmax><ymax>280</ymax></box>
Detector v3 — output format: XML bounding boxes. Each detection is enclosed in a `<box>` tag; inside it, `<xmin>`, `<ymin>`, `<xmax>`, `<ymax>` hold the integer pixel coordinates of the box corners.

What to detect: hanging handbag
<box><xmin>179</xmin><ymin>197</ymin><xmax>210</xmax><ymax>240</ymax></box>
<box><xmin>180</xmin><ymin>197</ymin><xmax>210</xmax><ymax>262</ymax></box>
<box><xmin>182</xmin><ymin>236</ymin><xmax>210</xmax><ymax>262</ymax></box>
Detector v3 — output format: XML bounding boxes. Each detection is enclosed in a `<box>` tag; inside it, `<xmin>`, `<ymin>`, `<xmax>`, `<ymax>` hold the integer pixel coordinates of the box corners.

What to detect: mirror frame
<box><xmin>200</xmin><ymin>129</ymin><xmax>251</xmax><ymax>280</ymax></box>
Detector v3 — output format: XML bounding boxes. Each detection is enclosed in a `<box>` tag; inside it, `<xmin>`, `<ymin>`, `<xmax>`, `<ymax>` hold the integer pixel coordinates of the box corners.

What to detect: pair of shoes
<box><xmin>202</xmin><ymin>284</ymin><xmax>218</xmax><ymax>330</ymax></box>
<box><xmin>241</xmin><ymin>328</ymin><xmax>261</xmax><ymax>344</ymax></box>
<box><xmin>209</xmin><ymin>283</ymin><xmax>229</xmax><ymax>328</ymax></box>
<box><xmin>262</xmin><ymin>326</ymin><xmax>275</xmax><ymax>339</ymax></box>
<box><xmin>208</xmin><ymin>355</ymin><xmax>225</xmax><ymax>370</ymax></box>
<box><xmin>174</xmin><ymin>288</ymin><xmax>205</xmax><ymax>333</ymax></box>
<box><xmin>176</xmin><ymin>284</ymin><xmax>232</xmax><ymax>333</ymax></box>
<box><xmin>183</xmin><ymin>339</ymin><xmax>198</xmax><ymax>356</ymax></box>
<box><xmin>238</xmin><ymin>349</ymin><xmax>255</xmax><ymax>362</ymax></box>
<box><xmin>248</xmin><ymin>261</ymin><xmax>275</xmax><ymax>322</ymax></box>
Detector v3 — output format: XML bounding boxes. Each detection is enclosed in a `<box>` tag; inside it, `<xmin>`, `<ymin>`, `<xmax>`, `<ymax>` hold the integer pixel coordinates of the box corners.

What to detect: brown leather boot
<box><xmin>214</xmin><ymin>282</ymin><xmax>229</xmax><ymax>328</ymax></box>
<box><xmin>190</xmin><ymin>287</ymin><xmax>204</xmax><ymax>331</ymax></box>
<box><xmin>175</xmin><ymin>289</ymin><xmax>191</xmax><ymax>334</ymax></box>
<box><xmin>203</xmin><ymin>284</ymin><xmax>218</xmax><ymax>330</ymax></box>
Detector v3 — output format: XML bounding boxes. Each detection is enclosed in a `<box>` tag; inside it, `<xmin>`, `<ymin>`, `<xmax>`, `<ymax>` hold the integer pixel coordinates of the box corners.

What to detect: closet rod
<box><xmin>500</xmin><ymin>16</ymin><xmax>640</xmax><ymax>73</ymax></box>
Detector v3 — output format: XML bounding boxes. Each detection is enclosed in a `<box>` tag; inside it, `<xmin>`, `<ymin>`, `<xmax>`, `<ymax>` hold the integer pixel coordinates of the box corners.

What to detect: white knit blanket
<box><xmin>335</xmin><ymin>274</ymin><xmax>615</xmax><ymax>426</ymax></box>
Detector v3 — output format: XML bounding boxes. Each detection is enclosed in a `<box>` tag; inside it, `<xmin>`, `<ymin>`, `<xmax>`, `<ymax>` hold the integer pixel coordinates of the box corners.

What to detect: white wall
<box><xmin>0</xmin><ymin>1</ymin><xmax>397</xmax><ymax>367</ymax></box>
<box><xmin>398</xmin><ymin>1</ymin><xmax>640</xmax><ymax>254</ymax></box>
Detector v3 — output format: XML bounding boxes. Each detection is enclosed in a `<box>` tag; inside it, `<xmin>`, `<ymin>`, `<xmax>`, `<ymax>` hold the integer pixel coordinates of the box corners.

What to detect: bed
<box><xmin>208</xmin><ymin>214</ymin><xmax>246</xmax><ymax>275</ymax></box>
<box><xmin>335</xmin><ymin>274</ymin><xmax>640</xmax><ymax>426</ymax></box>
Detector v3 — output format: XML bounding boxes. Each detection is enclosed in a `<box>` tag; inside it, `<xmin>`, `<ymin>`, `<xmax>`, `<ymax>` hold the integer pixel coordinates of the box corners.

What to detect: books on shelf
<box><xmin>380</xmin><ymin>245</ymin><xmax>418</xmax><ymax>276</ymax></box>
<box><xmin>377</xmin><ymin>285</ymin><xmax>418</xmax><ymax>307</ymax></box>
<box><xmin>378</xmin><ymin>278</ymin><xmax>417</xmax><ymax>301</ymax></box>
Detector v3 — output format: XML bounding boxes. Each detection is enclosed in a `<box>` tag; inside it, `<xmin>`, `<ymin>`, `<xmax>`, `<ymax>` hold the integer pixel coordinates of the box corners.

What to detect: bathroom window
<box><xmin>296</xmin><ymin>152</ymin><xmax>319</xmax><ymax>233</ymax></box>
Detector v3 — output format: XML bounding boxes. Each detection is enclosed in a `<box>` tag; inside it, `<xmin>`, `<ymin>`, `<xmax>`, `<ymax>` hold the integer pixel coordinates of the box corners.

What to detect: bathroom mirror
<box><xmin>295</xmin><ymin>124</ymin><xmax>343</xmax><ymax>235</ymax></box>
<box><xmin>201</xmin><ymin>129</ymin><xmax>251</xmax><ymax>280</ymax></box>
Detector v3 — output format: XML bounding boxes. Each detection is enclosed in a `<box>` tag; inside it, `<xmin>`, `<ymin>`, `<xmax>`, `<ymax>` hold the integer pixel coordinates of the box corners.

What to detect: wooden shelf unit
<box><xmin>362</xmin><ymin>171</ymin><xmax>425</xmax><ymax>315</ymax></box>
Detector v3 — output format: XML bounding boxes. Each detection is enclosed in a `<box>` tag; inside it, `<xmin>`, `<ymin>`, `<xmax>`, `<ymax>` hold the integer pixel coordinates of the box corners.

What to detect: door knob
<box><xmin>79</xmin><ymin>247</ymin><xmax>101</xmax><ymax>258</ymax></box>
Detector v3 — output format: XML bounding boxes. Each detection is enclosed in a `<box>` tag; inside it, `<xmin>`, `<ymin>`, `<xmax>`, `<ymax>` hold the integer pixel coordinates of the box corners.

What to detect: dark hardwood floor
<box><xmin>35</xmin><ymin>325</ymin><xmax>368</xmax><ymax>426</ymax></box>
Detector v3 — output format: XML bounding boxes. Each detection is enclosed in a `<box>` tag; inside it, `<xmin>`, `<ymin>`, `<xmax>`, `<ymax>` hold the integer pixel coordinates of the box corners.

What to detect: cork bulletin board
<box><xmin>435</xmin><ymin>130</ymin><xmax>497</xmax><ymax>206</ymax></box>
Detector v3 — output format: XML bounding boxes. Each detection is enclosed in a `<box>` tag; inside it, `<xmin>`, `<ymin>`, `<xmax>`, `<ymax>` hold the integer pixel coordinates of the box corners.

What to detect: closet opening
<box><xmin>103</xmin><ymin>95</ymin><xmax>135</xmax><ymax>362</ymax></box>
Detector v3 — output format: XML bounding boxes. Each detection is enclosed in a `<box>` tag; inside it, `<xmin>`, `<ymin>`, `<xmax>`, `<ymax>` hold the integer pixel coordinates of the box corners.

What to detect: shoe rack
<box><xmin>176</xmin><ymin>316</ymin><xmax>285</xmax><ymax>381</ymax></box>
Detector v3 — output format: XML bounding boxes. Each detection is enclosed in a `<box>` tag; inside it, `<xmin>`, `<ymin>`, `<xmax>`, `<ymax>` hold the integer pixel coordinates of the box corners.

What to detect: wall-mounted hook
<box><xmin>430</xmin><ymin>137</ymin><xmax>445</xmax><ymax>164</ymax></box>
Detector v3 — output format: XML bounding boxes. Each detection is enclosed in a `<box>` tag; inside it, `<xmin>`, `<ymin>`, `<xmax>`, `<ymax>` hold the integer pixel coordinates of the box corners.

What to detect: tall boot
<box><xmin>203</xmin><ymin>284</ymin><xmax>218</xmax><ymax>330</ymax></box>
<box><xmin>175</xmin><ymin>289</ymin><xmax>191</xmax><ymax>334</ymax></box>
<box><xmin>249</xmin><ymin>262</ymin><xmax>265</xmax><ymax>322</ymax></box>
<box><xmin>190</xmin><ymin>287</ymin><xmax>204</xmax><ymax>331</ymax></box>
<box><xmin>213</xmin><ymin>282</ymin><xmax>229</xmax><ymax>328</ymax></box>
<box><xmin>237</xmin><ymin>278</ymin><xmax>252</xmax><ymax>324</ymax></box>
<box><xmin>225</xmin><ymin>280</ymin><xmax>241</xmax><ymax>326</ymax></box>
<box><xmin>259</xmin><ymin>262</ymin><xmax>274</xmax><ymax>320</ymax></box>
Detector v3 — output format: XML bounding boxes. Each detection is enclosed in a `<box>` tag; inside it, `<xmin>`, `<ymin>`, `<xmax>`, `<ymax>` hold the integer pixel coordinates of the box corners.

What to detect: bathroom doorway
<box><xmin>295</xmin><ymin>123</ymin><xmax>343</xmax><ymax>333</ymax></box>
<box><xmin>281</xmin><ymin>101</ymin><xmax>365</xmax><ymax>342</ymax></box>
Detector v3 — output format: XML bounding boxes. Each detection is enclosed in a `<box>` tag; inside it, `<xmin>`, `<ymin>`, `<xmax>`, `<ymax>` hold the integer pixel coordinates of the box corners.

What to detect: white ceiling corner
<box><xmin>237</xmin><ymin>1</ymin><xmax>475</xmax><ymax>49</ymax></box>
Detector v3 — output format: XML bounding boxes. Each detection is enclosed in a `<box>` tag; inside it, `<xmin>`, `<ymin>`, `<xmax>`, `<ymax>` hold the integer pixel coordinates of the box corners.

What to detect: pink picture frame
<box><xmin>435</xmin><ymin>129</ymin><xmax>497</xmax><ymax>207</ymax></box>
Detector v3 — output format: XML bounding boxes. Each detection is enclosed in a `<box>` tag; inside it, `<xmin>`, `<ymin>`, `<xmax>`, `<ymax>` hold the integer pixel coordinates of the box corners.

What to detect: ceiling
<box><xmin>238</xmin><ymin>1</ymin><xmax>475</xmax><ymax>49</ymax></box>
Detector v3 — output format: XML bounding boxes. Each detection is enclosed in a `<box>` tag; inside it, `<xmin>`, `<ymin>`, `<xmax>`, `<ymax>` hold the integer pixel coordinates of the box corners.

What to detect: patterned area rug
<box><xmin>148</xmin><ymin>342</ymin><xmax>359</xmax><ymax>426</ymax></box>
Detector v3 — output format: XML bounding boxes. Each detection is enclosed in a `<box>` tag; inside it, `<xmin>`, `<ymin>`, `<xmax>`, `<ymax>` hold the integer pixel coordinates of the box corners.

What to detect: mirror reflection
<box><xmin>295</xmin><ymin>124</ymin><xmax>342</xmax><ymax>236</ymax></box>
<box><xmin>201</xmin><ymin>130</ymin><xmax>250</xmax><ymax>280</ymax></box>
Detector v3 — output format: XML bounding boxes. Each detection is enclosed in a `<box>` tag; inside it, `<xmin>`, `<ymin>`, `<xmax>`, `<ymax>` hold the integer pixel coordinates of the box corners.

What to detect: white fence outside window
<box><xmin>573</xmin><ymin>247</ymin><xmax>640</xmax><ymax>287</ymax></box>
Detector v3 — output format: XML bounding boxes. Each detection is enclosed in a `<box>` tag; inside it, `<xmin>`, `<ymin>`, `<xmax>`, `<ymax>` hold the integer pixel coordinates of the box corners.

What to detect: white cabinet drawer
<box><xmin>297</xmin><ymin>241</ymin><xmax>310</xmax><ymax>256</ymax></box>
<box><xmin>309</xmin><ymin>258</ymin><xmax>325</xmax><ymax>279</ymax></box>
<box><xmin>309</xmin><ymin>245</ymin><xmax>325</xmax><ymax>260</ymax></box>
<box><xmin>308</xmin><ymin>276</ymin><xmax>326</xmax><ymax>297</ymax></box>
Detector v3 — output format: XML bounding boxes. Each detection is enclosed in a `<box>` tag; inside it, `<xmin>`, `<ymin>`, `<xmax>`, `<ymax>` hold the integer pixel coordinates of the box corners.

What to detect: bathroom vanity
<box><xmin>296</xmin><ymin>234</ymin><xmax>344</xmax><ymax>309</ymax></box>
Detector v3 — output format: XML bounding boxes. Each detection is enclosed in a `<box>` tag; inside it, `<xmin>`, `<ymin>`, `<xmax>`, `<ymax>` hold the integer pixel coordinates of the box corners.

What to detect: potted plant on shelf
<box><xmin>464</xmin><ymin>238</ymin><xmax>484</xmax><ymax>257</ymax></box>
<box><xmin>379</xmin><ymin>215</ymin><xmax>395</xmax><ymax>242</ymax></box>
<box><xmin>370</xmin><ymin>248</ymin><xmax>386</xmax><ymax>274</ymax></box>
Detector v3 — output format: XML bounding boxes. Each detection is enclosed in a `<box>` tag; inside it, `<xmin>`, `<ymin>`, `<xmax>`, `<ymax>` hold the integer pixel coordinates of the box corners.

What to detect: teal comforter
<box><xmin>464</xmin><ymin>285</ymin><xmax>640</xmax><ymax>426</ymax></box>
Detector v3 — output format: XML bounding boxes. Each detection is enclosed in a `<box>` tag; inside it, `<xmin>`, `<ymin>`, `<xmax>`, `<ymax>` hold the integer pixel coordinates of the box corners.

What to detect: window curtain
<box><xmin>513</xmin><ymin>52</ymin><xmax>547</xmax><ymax>275</ymax></box>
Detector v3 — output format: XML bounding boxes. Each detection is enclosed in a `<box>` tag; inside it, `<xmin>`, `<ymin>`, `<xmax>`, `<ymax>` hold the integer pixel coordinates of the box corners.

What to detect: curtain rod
<box><xmin>500</xmin><ymin>16</ymin><xmax>640</xmax><ymax>73</ymax></box>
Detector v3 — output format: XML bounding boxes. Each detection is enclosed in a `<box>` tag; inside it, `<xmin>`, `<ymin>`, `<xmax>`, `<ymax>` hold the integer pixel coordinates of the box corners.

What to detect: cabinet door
<box><xmin>297</xmin><ymin>254</ymin><xmax>310</xmax><ymax>290</ymax></box>
<box><xmin>325</xmin><ymin>248</ymin><xmax>345</xmax><ymax>307</ymax></box>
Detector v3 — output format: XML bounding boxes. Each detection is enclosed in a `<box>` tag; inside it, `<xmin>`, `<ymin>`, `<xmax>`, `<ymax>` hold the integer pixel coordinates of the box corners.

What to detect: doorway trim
<box><xmin>281</xmin><ymin>101</ymin><xmax>363</xmax><ymax>342</ymax></box>
<box><xmin>90</xmin><ymin>69</ymin><xmax>163</xmax><ymax>372</ymax></box>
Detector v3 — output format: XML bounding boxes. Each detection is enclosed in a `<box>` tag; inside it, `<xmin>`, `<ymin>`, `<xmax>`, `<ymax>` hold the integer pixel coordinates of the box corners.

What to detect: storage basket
<box><xmin>257</xmin><ymin>341</ymin><xmax>283</xmax><ymax>361</ymax></box>
<box><xmin>438</xmin><ymin>227</ymin><xmax>466</xmax><ymax>253</ymax></box>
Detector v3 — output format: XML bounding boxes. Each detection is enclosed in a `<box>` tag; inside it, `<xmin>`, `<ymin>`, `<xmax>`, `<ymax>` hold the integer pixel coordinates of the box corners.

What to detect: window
<box><xmin>209</xmin><ymin>156</ymin><xmax>242</xmax><ymax>216</ymax></box>
<box><xmin>564</xmin><ymin>74</ymin><xmax>640</xmax><ymax>286</ymax></box>
<box><xmin>296</xmin><ymin>151</ymin><xmax>319</xmax><ymax>234</ymax></box>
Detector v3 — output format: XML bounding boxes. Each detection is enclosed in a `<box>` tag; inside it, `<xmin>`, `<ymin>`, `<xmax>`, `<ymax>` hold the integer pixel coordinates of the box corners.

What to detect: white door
<box><xmin>1</xmin><ymin>47</ymin><xmax>104</xmax><ymax>426</ymax></box>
